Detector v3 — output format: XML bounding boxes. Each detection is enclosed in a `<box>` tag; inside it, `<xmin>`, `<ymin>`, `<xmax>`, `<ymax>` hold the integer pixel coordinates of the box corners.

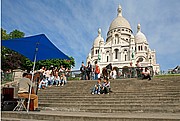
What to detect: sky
<box><xmin>1</xmin><ymin>0</ymin><xmax>180</xmax><ymax>71</ymax></box>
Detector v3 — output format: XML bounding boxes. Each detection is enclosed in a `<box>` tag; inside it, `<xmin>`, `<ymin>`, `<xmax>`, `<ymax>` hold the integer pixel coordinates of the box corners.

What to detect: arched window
<box><xmin>95</xmin><ymin>49</ymin><xmax>99</xmax><ymax>54</ymax></box>
<box><xmin>91</xmin><ymin>50</ymin><xmax>94</xmax><ymax>56</ymax></box>
<box><xmin>125</xmin><ymin>55</ymin><xmax>127</xmax><ymax>61</ymax></box>
<box><xmin>145</xmin><ymin>46</ymin><xmax>147</xmax><ymax>51</ymax></box>
<box><xmin>114</xmin><ymin>49</ymin><xmax>119</xmax><ymax>59</ymax></box>
<box><xmin>115</xmin><ymin>34</ymin><xmax>118</xmax><ymax>44</ymax></box>
<box><xmin>107</xmin><ymin>56</ymin><xmax>109</xmax><ymax>62</ymax></box>
<box><xmin>124</xmin><ymin>49</ymin><xmax>127</xmax><ymax>61</ymax></box>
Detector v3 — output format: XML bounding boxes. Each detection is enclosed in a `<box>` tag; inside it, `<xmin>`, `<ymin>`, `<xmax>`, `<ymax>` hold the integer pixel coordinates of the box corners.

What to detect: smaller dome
<box><xmin>135</xmin><ymin>24</ymin><xmax>148</xmax><ymax>43</ymax></box>
<box><xmin>93</xmin><ymin>28</ymin><xmax>104</xmax><ymax>47</ymax></box>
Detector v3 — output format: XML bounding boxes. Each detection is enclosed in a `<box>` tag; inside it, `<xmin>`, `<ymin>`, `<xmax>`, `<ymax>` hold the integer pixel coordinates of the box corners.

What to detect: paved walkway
<box><xmin>5</xmin><ymin>111</ymin><xmax>180</xmax><ymax>120</ymax></box>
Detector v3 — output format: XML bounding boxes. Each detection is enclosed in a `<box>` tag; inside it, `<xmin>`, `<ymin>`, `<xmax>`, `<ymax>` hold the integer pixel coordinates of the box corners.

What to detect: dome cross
<box><xmin>117</xmin><ymin>4</ymin><xmax>122</xmax><ymax>16</ymax></box>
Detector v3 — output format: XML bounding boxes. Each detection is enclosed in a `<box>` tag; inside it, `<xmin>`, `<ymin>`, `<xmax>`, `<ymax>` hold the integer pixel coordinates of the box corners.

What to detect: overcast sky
<box><xmin>1</xmin><ymin>0</ymin><xmax>180</xmax><ymax>71</ymax></box>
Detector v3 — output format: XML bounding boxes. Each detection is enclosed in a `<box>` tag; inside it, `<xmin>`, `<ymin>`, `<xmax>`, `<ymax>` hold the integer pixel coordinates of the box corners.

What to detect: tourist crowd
<box><xmin>80</xmin><ymin>61</ymin><xmax>117</xmax><ymax>80</ymax></box>
<box><xmin>37</xmin><ymin>65</ymin><xmax>70</xmax><ymax>90</ymax></box>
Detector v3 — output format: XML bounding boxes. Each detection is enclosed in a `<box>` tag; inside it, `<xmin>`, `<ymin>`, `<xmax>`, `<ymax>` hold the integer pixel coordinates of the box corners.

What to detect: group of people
<box><xmin>80</xmin><ymin>61</ymin><xmax>117</xmax><ymax>80</ymax></box>
<box><xmin>80</xmin><ymin>61</ymin><xmax>93</xmax><ymax>80</ymax></box>
<box><xmin>17</xmin><ymin>65</ymin><xmax>69</xmax><ymax>111</ymax></box>
<box><xmin>91</xmin><ymin>77</ymin><xmax>111</xmax><ymax>95</ymax></box>
<box><xmin>38</xmin><ymin>66</ymin><xmax>68</xmax><ymax>90</ymax></box>
<box><xmin>103</xmin><ymin>63</ymin><xmax>117</xmax><ymax>80</ymax></box>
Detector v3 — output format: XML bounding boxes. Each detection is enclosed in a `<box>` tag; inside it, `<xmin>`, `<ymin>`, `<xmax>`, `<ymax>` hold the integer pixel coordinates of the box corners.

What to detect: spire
<box><xmin>137</xmin><ymin>24</ymin><xmax>141</xmax><ymax>32</ymax></box>
<box><xmin>98</xmin><ymin>28</ymin><xmax>101</xmax><ymax>36</ymax></box>
<box><xmin>117</xmin><ymin>4</ymin><xmax>122</xmax><ymax>16</ymax></box>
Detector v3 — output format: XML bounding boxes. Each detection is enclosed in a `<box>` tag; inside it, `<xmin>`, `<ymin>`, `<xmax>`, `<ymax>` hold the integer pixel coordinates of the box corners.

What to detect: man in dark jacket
<box><xmin>80</xmin><ymin>62</ymin><xmax>86</xmax><ymax>80</ymax></box>
<box><xmin>106</xmin><ymin>63</ymin><xmax>112</xmax><ymax>78</ymax></box>
<box><xmin>86</xmin><ymin>61</ymin><xmax>92</xmax><ymax>80</ymax></box>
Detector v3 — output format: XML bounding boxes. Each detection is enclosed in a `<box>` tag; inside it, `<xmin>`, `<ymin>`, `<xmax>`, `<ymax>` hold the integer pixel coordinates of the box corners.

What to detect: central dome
<box><xmin>109</xmin><ymin>16</ymin><xmax>131</xmax><ymax>31</ymax></box>
<box><xmin>109</xmin><ymin>5</ymin><xmax>131</xmax><ymax>31</ymax></box>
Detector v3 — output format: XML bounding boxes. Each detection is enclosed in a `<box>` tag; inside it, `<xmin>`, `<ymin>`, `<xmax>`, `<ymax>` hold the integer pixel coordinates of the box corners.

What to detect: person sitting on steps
<box><xmin>38</xmin><ymin>75</ymin><xmax>48</xmax><ymax>90</ymax></box>
<box><xmin>60</xmin><ymin>73</ymin><xmax>67</xmax><ymax>86</ymax></box>
<box><xmin>142</xmin><ymin>67</ymin><xmax>151</xmax><ymax>81</ymax></box>
<box><xmin>91</xmin><ymin>78</ymin><xmax>101</xmax><ymax>95</ymax></box>
<box><xmin>54</xmin><ymin>73</ymin><xmax>61</xmax><ymax>86</ymax></box>
<box><xmin>101</xmin><ymin>78</ymin><xmax>110</xmax><ymax>94</ymax></box>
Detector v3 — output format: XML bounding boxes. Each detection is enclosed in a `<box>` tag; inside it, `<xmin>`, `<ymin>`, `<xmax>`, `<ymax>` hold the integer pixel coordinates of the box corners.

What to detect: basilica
<box><xmin>86</xmin><ymin>5</ymin><xmax>160</xmax><ymax>73</ymax></box>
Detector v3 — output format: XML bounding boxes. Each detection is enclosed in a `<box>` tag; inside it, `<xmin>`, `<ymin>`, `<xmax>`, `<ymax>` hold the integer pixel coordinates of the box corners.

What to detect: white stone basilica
<box><xmin>86</xmin><ymin>5</ymin><xmax>160</xmax><ymax>73</ymax></box>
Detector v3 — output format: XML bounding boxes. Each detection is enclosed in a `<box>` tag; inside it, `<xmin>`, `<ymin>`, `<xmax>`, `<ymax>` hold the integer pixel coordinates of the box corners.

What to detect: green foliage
<box><xmin>1</xmin><ymin>28</ymin><xmax>25</xmax><ymax>40</ymax></box>
<box><xmin>1</xmin><ymin>28</ymin><xmax>27</xmax><ymax>71</ymax></box>
<box><xmin>1</xmin><ymin>28</ymin><xmax>10</xmax><ymax>40</ymax></box>
<box><xmin>9</xmin><ymin>29</ymin><xmax>25</xmax><ymax>39</ymax></box>
<box><xmin>35</xmin><ymin>57</ymin><xmax>75</xmax><ymax>70</ymax></box>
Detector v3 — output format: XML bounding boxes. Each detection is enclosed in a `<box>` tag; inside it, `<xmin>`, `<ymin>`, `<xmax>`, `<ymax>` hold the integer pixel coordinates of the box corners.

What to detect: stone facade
<box><xmin>87</xmin><ymin>5</ymin><xmax>160</xmax><ymax>73</ymax></box>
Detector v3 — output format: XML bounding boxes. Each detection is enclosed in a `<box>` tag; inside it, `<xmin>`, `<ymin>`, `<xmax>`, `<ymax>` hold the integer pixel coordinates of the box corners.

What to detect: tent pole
<box><xmin>27</xmin><ymin>46</ymin><xmax>38</xmax><ymax>113</ymax></box>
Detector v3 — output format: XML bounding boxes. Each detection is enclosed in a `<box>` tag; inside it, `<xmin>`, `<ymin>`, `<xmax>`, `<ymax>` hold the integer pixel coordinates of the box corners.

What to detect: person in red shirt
<box><xmin>94</xmin><ymin>61</ymin><xmax>100</xmax><ymax>80</ymax></box>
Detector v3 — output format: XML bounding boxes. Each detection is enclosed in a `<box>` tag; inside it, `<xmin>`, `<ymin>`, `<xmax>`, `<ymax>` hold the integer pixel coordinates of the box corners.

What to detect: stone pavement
<box><xmin>2</xmin><ymin>110</ymin><xmax>180</xmax><ymax>121</ymax></box>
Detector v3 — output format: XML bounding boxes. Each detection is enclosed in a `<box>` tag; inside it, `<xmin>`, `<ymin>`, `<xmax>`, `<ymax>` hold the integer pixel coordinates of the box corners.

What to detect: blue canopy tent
<box><xmin>2</xmin><ymin>34</ymin><xmax>70</xmax><ymax>61</ymax></box>
<box><xmin>2</xmin><ymin>34</ymin><xmax>70</xmax><ymax>112</ymax></box>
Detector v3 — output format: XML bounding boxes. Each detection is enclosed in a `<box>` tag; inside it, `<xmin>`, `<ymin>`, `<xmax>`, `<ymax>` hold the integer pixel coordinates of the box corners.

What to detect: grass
<box><xmin>154</xmin><ymin>74</ymin><xmax>180</xmax><ymax>78</ymax></box>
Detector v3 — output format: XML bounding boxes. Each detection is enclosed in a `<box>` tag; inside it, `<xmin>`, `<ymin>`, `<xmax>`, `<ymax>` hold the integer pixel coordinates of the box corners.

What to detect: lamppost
<box><xmin>149</xmin><ymin>55</ymin><xmax>152</xmax><ymax>66</ymax></box>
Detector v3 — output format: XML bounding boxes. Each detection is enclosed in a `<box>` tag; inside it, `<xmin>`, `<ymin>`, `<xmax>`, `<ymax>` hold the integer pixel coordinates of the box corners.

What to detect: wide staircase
<box><xmin>2</xmin><ymin>76</ymin><xmax>180</xmax><ymax>121</ymax></box>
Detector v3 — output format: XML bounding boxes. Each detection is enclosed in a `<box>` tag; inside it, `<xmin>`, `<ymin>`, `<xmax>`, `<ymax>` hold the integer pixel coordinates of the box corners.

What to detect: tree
<box><xmin>9</xmin><ymin>29</ymin><xmax>25</xmax><ymax>39</ymax></box>
<box><xmin>35</xmin><ymin>57</ymin><xmax>75</xmax><ymax>70</ymax></box>
<box><xmin>1</xmin><ymin>28</ymin><xmax>10</xmax><ymax>40</ymax></box>
<box><xmin>1</xmin><ymin>28</ymin><xmax>29</xmax><ymax>71</ymax></box>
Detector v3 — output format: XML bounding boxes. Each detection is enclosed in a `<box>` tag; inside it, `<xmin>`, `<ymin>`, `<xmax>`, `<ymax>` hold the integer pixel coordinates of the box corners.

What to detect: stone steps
<box><xmin>38</xmin><ymin>90</ymin><xmax>180</xmax><ymax>94</ymax></box>
<box><xmin>39</xmin><ymin>103</ymin><xmax>180</xmax><ymax>113</ymax></box>
<box><xmin>36</xmin><ymin>77</ymin><xmax>180</xmax><ymax>114</ymax></box>
<box><xmin>2</xmin><ymin>77</ymin><xmax>180</xmax><ymax>120</ymax></box>
<box><xmin>39</xmin><ymin>97</ymin><xmax>180</xmax><ymax>101</ymax></box>
<box><xmin>39</xmin><ymin>97</ymin><xmax>179</xmax><ymax>102</ymax></box>
<box><xmin>39</xmin><ymin>85</ymin><xmax>180</xmax><ymax>90</ymax></box>
<box><xmin>1</xmin><ymin>118</ymin><xmax>45</xmax><ymax>121</ymax></box>
<box><xmin>1</xmin><ymin>111</ymin><xmax>180</xmax><ymax>121</ymax></box>
<box><xmin>39</xmin><ymin>100</ymin><xmax>180</xmax><ymax>105</ymax></box>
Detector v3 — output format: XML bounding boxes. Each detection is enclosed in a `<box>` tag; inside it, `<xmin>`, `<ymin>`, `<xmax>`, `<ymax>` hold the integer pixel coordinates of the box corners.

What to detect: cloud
<box><xmin>2</xmin><ymin>0</ymin><xmax>180</xmax><ymax>70</ymax></box>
